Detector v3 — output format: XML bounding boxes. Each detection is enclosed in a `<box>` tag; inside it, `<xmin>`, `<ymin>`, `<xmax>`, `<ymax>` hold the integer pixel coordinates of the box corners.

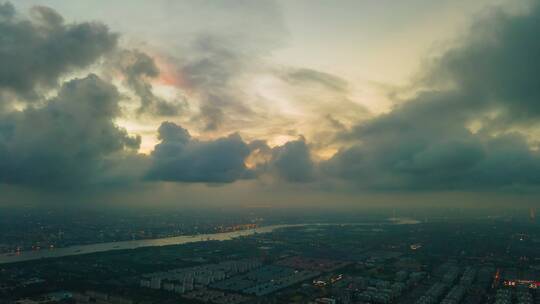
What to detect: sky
<box><xmin>1</xmin><ymin>0</ymin><xmax>539</xmax><ymax>209</ymax></box>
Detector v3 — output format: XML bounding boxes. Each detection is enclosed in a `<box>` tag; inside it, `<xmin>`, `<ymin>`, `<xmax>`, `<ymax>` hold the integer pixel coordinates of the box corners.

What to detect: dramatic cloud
<box><xmin>269</xmin><ymin>139</ymin><xmax>315</xmax><ymax>183</ymax></box>
<box><xmin>276</xmin><ymin>67</ymin><xmax>368</xmax><ymax>153</ymax></box>
<box><xmin>0</xmin><ymin>3</ymin><xmax>117</xmax><ymax>101</ymax></box>
<box><xmin>151</xmin><ymin>2</ymin><xmax>285</xmax><ymax>133</ymax></box>
<box><xmin>178</xmin><ymin>35</ymin><xmax>260</xmax><ymax>131</ymax></box>
<box><xmin>323</xmin><ymin>91</ymin><xmax>540</xmax><ymax>190</ymax></box>
<box><xmin>0</xmin><ymin>2</ymin><xmax>298</xmax><ymax>192</ymax></box>
<box><xmin>146</xmin><ymin>122</ymin><xmax>252</xmax><ymax>183</ymax></box>
<box><xmin>115</xmin><ymin>50</ymin><xmax>185</xmax><ymax>116</ymax></box>
<box><xmin>0</xmin><ymin>74</ymin><xmax>142</xmax><ymax>188</ymax></box>
<box><xmin>426</xmin><ymin>2</ymin><xmax>540</xmax><ymax>123</ymax></box>
<box><xmin>323</xmin><ymin>3</ymin><xmax>540</xmax><ymax>191</ymax></box>
<box><xmin>246</xmin><ymin>138</ymin><xmax>315</xmax><ymax>183</ymax></box>
<box><xmin>2</xmin><ymin>0</ymin><xmax>540</xmax><ymax>205</ymax></box>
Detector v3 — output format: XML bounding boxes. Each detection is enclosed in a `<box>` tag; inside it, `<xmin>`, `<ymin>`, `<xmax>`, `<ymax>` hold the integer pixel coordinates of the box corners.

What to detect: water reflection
<box><xmin>0</xmin><ymin>220</ymin><xmax>419</xmax><ymax>264</ymax></box>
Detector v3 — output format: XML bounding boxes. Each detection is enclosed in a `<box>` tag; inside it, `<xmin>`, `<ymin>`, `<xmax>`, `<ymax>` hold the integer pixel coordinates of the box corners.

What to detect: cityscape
<box><xmin>1</xmin><ymin>209</ymin><xmax>540</xmax><ymax>303</ymax></box>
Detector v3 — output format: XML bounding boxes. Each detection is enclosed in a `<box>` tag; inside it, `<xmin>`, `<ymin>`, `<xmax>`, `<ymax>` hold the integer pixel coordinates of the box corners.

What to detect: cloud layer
<box><xmin>146</xmin><ymin>122</ymin><xmax>252</xmax><ymax>183</ymax></box>
<box><xmin>2</xmin><ymin>0</ymin><xmax>540</xmax><ymax>202</ymax></box>
<box><xmin>0</xmin><ymin>3</ymin><xmax>117</xmax><ymax>102</ymax></box>
<box><xmin>0</xmin><ymin>75</ymin><xmax>141</xmax><ymax>188</ymax></box>
<box><xmin>323</xmin><ymin>2</ymin><xmax>540</xmax><ymax>191</ymax></box>
<box><xmin>115</xmin><ymin>50</ymin><xmax>185</xmax><ymax>116</ymax></box>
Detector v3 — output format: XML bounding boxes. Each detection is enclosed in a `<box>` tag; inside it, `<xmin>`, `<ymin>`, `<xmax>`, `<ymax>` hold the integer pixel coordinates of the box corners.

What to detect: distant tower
<box><xmin>530</xmin><ymin>207</ymin><xmax>536</xmax><ymax>223</ymax></box>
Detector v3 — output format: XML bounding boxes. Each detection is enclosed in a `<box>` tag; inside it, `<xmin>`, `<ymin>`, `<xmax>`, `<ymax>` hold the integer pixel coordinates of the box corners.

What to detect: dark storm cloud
<box><xmin>323</xmin><ymin>91</ymin><xmax>492</xmax><ymax>190</ymax></box>
<box><xmin>0</xmin><ymin>3</ymin><xmax>153</xmax><ymax>191</ymax></box>
<box><xmin>426</xmin><ymin>3</ymin><xmax>540</xmax><ymax>123</ymax></box>
<box><xmin>0</xmin><ymin>2</ymin><xmax>14</xmax><ymax>18</ymax></box>
<box><xmin>0</xmin><ymin>2</ymin><xmax>292</xmax><ymax>192</ymax></box>
<box><xmin>146</xmin><ymin>122</ymin><xmax>252</xmax><ymax>183</ymax></box>
<box><xmin>0</xmin><ymin>1</ymin><xmax>315</xmax><ymax>195</ymax></box>
<box><xmin>323</xmin><ymin>3</ymin><xmax>540</xmax><ymax>191</ymax></box>
<box><xmin>0</xmin><ymin>74</ymin><xmax>142</xmax><ymax>188</ymax></box>
<box><xmin>270</xmin><ymin>138</ymin><xmax>314</xmax><ymax>183</ymax></box>
<box><xmin>0</xmin><ymin>2</ymin><xmax>117</xmax><ymax>101</ymax></box>
<box><xmin>5</xmin><ymin>0</ymin><xmax>540</xmax><ymax>198</ymax></box>
<box><xmin>116</xmin><ymin>50</ymin><xmax>185</xmax><ymax>116</ymax></box>
<box><xmin>324</xmin><ymin>117</ymin><xmax>540</xmax><ymax>190</ymax></box>
<box><xmin>248</xmin><ymin>138</ymin><xmax>315</xmax><ymax>183</ymax></box>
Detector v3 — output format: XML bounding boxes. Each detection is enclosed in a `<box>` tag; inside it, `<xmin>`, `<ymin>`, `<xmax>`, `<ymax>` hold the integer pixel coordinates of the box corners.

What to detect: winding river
<box><xmin>0</xmin><ymin>219</ymin><xmax>419</xmax><ymax>264</ymax></box>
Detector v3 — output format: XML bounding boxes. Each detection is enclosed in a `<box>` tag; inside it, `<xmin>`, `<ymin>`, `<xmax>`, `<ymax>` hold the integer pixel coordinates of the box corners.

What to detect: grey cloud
<box><xmin>250</xmin><ymin>138</ymin><xmax>315</xmax><ymax>183</ymax></box>
<box><xmin>146</xmin><ymin>122</ymin><xmax>252</xmax><ymax>183</ymax></box>
<box><xmin>0</xmin><ymin>2</ymin><xmax>14</xmax><ymax>19</ymax></box>
<box><xmin>86</xmin><ymin>0</ymin><xmax>286</xmax><ymax>131</ymax></box>
<box><xmin>282</xmin><ymin>68</ymin><xmax>348</xmax><ymax>93</ymax></box>
<box><xmin>122</xmin><ymin>0</ymin><xmax>287</xmax><ymax>131</ymax></box>
<box><xmin>30</xmin><ymin>5</ymin><xmax>63</xmax><ymax>28</ymax></box>
<box><xmin>248</xmin><ymin>140</ymin><xmax>272</xmax><ymax>154</ymax></box>
<box><xmin>323</xmin><ymin>92</ymin><xmax>485</xmax><ymax>190</ymax></box>
<box><xmin>426</xmin><ymin>2</ymin><xmax>540</xmax><ymax>123</ymax></box>
<box><xmin>270</xmin><ymin>139</ymin><xmax>314</xmax><ymax>183</ymax></box>
<box><xmin>116</xmin><ymin>50</ymin><xmax>185</xmax><ymax>116</ymax></box>
<box><xmin>0</xmin><ymin>1</ymin><xmax>297</xmax><ymax>194</ymax></box>
<box><xmin>0</xmin><ymin>2</ymin><xmax>117</xmax><ymax>100</ymax></box>
<box><xmin>157</xmin><ymin>121</ymin><xmax>190</xmax><ymax>143</ymax></box>
<box><xmin>277</xmin><ymin>66</ymin><xmax>368</xmax><ymax>147</ymax></box>
<box><xmin>180</xmin><ymin>35</ymin><xmax>257</xmax><ymax>131</ymax></box>
<box><xmin>325</xmin><ymin>114</ymin><xmax>347</xmax><ymax>131</ymax></box>
<box><xmin>323</xmin><ymin>3</ymin><xmax>540</xmax><ymax>191</ymax></box>
<box><xmin>323</xmin><ymin>91</ymin><xmax>540</xmax><ymax>191</ymax></box>
<box><xmin>0</xmin><ymin>74</ymin><xmax>142</xmax><ymax>188</ymax></box>
<box><xmin>6</xmin><ymin>0</ymin><xmax>540</xmax><ymax>197</ymax></box>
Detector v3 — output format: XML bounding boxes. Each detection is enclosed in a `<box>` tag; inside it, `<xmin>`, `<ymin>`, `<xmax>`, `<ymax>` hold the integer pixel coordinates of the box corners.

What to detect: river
<box><xmin>0</xmin><ymin>219</ymin><xmax>419</xmax><ymax>264</ymax></box>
